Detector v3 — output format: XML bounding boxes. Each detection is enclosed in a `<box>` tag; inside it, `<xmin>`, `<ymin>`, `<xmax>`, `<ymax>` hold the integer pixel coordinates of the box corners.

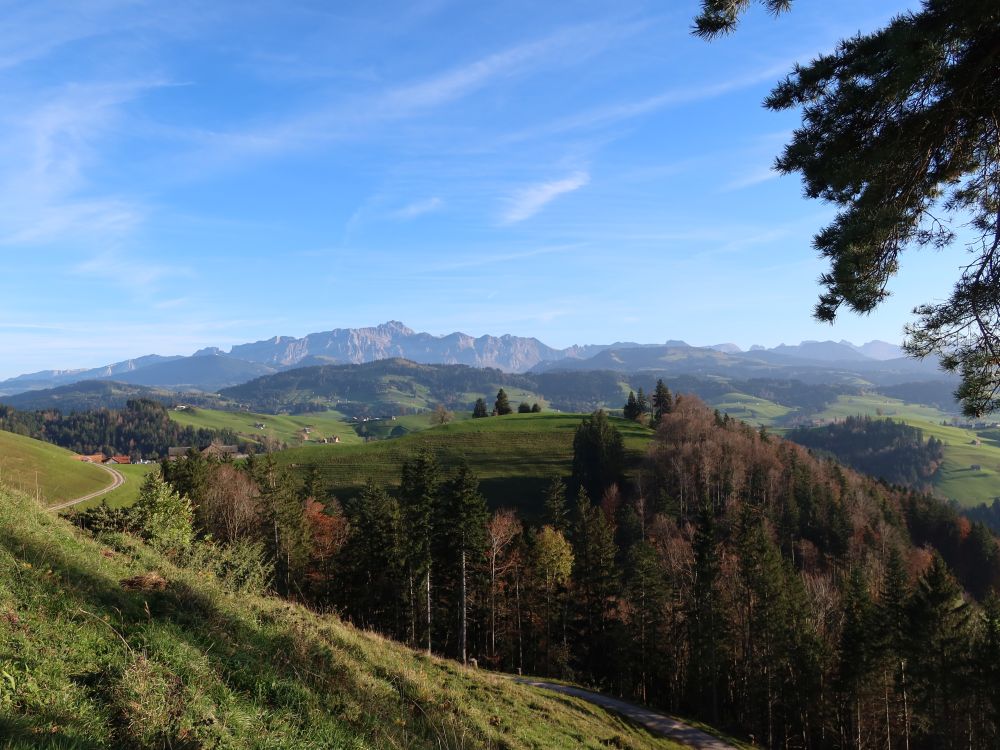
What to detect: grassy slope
<box><xmin>0</xmin><ymin>487</ymin><xmax>688</xmax><ymax>750</ymax></box>
<box><xmin>803</xmin><ymin>394</ymin><xmax>1000</xmax><ymax>507</ymax></box>
<box><xmin>75</xmin><ymin>463</ymin><xmax>158</xmax><ymax>511</ymax></box>
<box><xmin>169</xmin><ymin>407</ymin><xmax>364</xmax><ymax>447</ymax></box>
<box><xmin>276</xmin><ymin>413</ymin><xmax>654</xmax><ymax>515</ymax></box>
<box><xmin>0</xmin><ymin>430</ymin><xmax>110</xmax><ymax>507</ymax></box>
<box><xmin>711</xmin><ymin>392</ymin><xmax>791</xmax><ymax>427</ymax></box>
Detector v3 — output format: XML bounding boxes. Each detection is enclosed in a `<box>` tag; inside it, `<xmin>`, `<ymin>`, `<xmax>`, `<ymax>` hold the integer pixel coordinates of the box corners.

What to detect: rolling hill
<box><xmin>275</xmin><ymin>412</ymin><xmax>654</xmax><ymax>514</ymax></box>
<box><xmin>0</xmin><ymin>484</ymin><xmax>716</xmax><ymax>749</ymax></box>
<box><xmin>0</xmin><ymin>429</ymin><xmax>112</xmax><ymax>507</ymax></box>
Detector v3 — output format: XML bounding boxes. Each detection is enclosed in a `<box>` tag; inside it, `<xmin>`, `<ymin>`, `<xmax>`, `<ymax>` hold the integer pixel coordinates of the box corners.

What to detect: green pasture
<box><xmin>0</xmin><ymin>430</ymin><xmax>111</xmax><ymax>507</ymax></box>
<box><xmin>276</xmin><ymin>412</ymin><xmax>654</xmax><ymax>516</ymax></box>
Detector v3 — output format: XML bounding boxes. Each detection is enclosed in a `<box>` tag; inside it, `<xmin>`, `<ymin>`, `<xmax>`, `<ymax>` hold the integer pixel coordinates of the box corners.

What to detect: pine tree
<box><xmin>341</xmin><ymin>480</ymin><xmax>404</xmax><ymax>635</ymax></box>
<box><xmin>571</xmin><ymin>410</ymin><xmax>625</xmax><ymax>502</ymax></box>
<box><xmin>572</xmin><ymin>491</ymin><xmax>620</xmax><ymax>679</ymax></box>
<box><xmin>623</xmin><ymin>391</ymin><xmax>640</xmax><ymax>421</ymax></box>
<box><xmin>517</xmin><ymin>402</ymin><xmax>532</xmax><ymax>413</ymax></box>
<box><xmin>132</xmin><ymin>471</ymin><xmax>194</xmax><ymax>554</ymax></box>
<box><xmin>652</xmin><ymin>379</ymin><xmax>673</xmax><ymax>425</ymax></box>
<box><xmin>695</xmin><ymin>0</ymin><xmax>1000</xmax><ymax>415</ymax></box>
<box><xmin>399</xmin><ymin>450</ymin><xmax>441</xmax><ymax>653</ymax></box>
<box><xmin>905</xmin><ymin>555</ymin><xmax>975</xmax><ymax>748</ymax></box>
<box><xmin>472</xmin><ymin>398</ymin><xmax>489</xmax><ymax>419</ymax></box>
<box><xmin>494</xmin><ymin>389</ymin><xmax>512</xmax><ymax>416</ymax></box>
<box><xmin>543</xmin><ymin>478</ymin><xmax>569</xmax><ymax>533</ymax></box>
<box><xmin>688</xmin><ymin>503</ymin><xmax>725</xmax><ymax>725</ymax></box>
<box><xmin>837</xmin><ymin>567</ymin><xmax>877</xmax><ymax>749</ymax></box>
<box><xmin>440</xmin><ymin>463</ymin><xmax>489</xmax><ymax>664</ymax></box>
<box><xmin>636</xmin><ymin>387</ymin><xmax>649</xmax><ymax>417</ymax></box>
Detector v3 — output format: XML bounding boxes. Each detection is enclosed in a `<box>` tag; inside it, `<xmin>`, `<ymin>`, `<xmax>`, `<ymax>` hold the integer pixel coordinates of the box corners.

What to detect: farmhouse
<box><xmin>104</xmin><ymin>455</ymin><xmax>131</xmax><ymax>465</ymax></box>
<box><xmin>201</xmin><ymin>444</ymin><xmax>239</xmax><ymax>459</ymax></box>
<box><xmin>75</xmin><ymin>453</ymin><xmax>106</xmax><ymax>463</ymax></box>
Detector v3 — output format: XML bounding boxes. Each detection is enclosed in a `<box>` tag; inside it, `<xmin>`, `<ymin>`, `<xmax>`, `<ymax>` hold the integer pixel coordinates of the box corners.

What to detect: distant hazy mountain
<box><xmin>0</xmin><ymin>321</ymin><xmax>920</xmax><ymax>398</ymax></box>
<box><xmin>228</xmin><ymin>320</ymin><xmax>578</xmax><ymax>372</ymax></box>
<box><xmin>0</xmin><ymin>355</ymin><xmax>183</xmax><ymax>396</ymax></box>
<box><xmin>768</xmin><ymin>341</ymin><xmax>872</xmax><ymax>362</ymax></box>
<box><xmin>852</xmin><ymin>340</ymin><xmax>906</xmax><ymax>360</ymax></box>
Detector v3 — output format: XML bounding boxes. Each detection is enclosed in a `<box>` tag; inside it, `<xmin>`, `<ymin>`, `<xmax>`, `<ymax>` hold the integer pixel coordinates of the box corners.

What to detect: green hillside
<box><xmin>798</xmin><ymin>394</ymin><xmax>1000</xmax><ymax>506</ymax></box>
<box><xmin>169</xmin><ymin>406</ymin><xmax>365</xmax><ymax>448</ymax></box>
<box><xmin>276</xmin><ymin>412</ymin><xmax>654</xmax><ymax>514</ymax></box>
<box><xmin>74</xmin><ymin>463</ymin><xmax>158</xmax><ymax>511</ymax></box>
<box><xmin>0</xmin><ymin>430</ymin><xmax>111</xmax><ymax>507</ymax></box>
<box><xmin>0</xmin><ymin>486</ymin><xmax>693</xmax><ymax>749</ymax></box>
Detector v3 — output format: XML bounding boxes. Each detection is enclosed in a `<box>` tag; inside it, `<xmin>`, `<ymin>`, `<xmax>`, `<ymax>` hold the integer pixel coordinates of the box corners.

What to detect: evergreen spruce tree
<box><xmin>494</xmin><ymin>389</ymin><xmax>512</xmax><ymax>416</ymax></box>
<box><xmin>623</xmin><ymin>391</ymin><xmax>640</xmax><ymax>421</ymax></box>
<box><xmin>572</xmin><ymin>490</ymin><xmax>620</xmax><ymax>680</ymax></box>
<box><xmin>543</xmin><ymin>478</ymin><xmax>570</xmax><ymax>533</ymax></box>
<box><xmin>472</xmin><ymin>398</ymin><xmax>489</xmax><ymax>419</ymax></box>
<box><xmin>399</xmin><ymin>450</ymin><xmax>441</xmax><ymax>653</ymax></box>
<box><xmin>517</xmin><ymin>402</ymin><xmax>532</xmax><ymax>413</ymax></box>
<box><xmin>440</xmin><ymin>464</ymin><xmax>489</xmax><ymax>664</ymax></box>
<box><xmin>636</xmin><ymin>387</ymin><xmax>649</xmax><ymax>417</ymax></box>
<box><xmin>837</xmin><ymin>566</ymin><xmax>878</xmax><ymax>748</ymax></box>
<box><xmin>905</xmin><ymin>555</ymin><xmax>975</xmax><ymax>748</ymax></box>
<box><xmin>571</xmin><ymin>410</ymin><xmax>625</xmax><ymax>502</ymax></box>
<box><xmin>652</xmin><ymin>379</ymin><xmax>673</xmax><ymax>425</ymax></box>
<box><xmin>688</xmin><ymin>503</ymin><xmax>725</xmax><ymax>725</ymax></box>
<box><xmin>341</xmin><ymin>480</ymin><xmax>405</xmax><ymax>635</ymax></box>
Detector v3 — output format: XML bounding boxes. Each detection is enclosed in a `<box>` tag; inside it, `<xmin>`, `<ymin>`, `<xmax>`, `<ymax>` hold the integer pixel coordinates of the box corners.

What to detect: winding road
<box><xmin>47</xmin><ymin>464</ymin><xmax>125</xmax><ymax>512</ymax></box>
<box><xmin>516</xmin><ymin>679</ymin><xmax>738</xmax><ymax>749</ymax></box>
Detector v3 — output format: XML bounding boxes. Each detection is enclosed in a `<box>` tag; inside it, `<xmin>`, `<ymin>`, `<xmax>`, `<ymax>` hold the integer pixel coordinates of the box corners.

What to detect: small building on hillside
<box><xmin>105</xmin><ymin>455</ymin><xmax>131</xmax><ymax>465</ymax></box>
<box><xmin>76</xmin><ymin>453</ymin><xmax>106</xmax><ymax>463</ymax></box>
<box><xmin>167</xmin><ymin>446</ymin><xmax>193</xmax><ymax>461</ymax></box>
<box><xmin>201</xmin><ymin>444</ymin><xmax>239</xmax><ymax>459</ymax></box>
<box><xmin>971</xmin><ymin>464</ymin><xmax>983</xmax><ymax>471</ymax></box>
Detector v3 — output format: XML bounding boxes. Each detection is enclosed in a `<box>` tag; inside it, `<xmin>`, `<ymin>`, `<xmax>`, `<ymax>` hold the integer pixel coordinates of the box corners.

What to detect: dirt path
<box><xmin>47</xmin><ymin>465</ymin><xmax>125</xmax><ymax>511</ymax></box>
<box><xmin>516</xmin><ymin>679</ymin><xmax>738</xmax><ymax>749</ymax></box>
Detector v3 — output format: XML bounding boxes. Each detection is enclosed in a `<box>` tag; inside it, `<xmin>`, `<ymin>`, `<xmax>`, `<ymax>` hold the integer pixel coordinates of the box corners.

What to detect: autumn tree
<box><xmin>430</xmin><ymin>404</ymin><xmax>453</xmax><ymax>426</ymax></box>
<box><xmin>485</xmin><ymin>508</ymin><xmax>523</xmax><ymax>664</ymax></box>
<box><xmin>532</xmin><ymin>525</ymin><xmax>573</xmax><ymax>673</ymax></box>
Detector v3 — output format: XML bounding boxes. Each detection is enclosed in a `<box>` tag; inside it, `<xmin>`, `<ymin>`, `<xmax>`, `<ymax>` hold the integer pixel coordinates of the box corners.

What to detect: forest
<box><xmin>72</xmin><ymin>395</ymin><xmax>1000</xmax><ymax>749</ymax></box>
<box><xmin>786</xmin><ymin>416</ymin><xmax>945</xmax><ymax>489</ymax></box>
<box><xmin>0</xmin><ymin>399</ymin><xmax>237</xmax><ymax>459</ymax></box>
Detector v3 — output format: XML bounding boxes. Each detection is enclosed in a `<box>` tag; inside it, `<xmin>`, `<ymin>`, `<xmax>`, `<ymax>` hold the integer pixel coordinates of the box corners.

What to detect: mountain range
<box><xmin>0</xmin><ymin>321</ymin><xmax>927</xmax><ymax>398</ymax></box>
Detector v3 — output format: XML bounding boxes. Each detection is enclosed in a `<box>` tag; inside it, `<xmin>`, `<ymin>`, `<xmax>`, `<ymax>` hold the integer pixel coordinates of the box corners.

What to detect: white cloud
<box><xmin>0</xmin><ymin>79</ymin><xmax>169</xmax><ymax>246</ymax></box>
<box><xmin>502</xmin><ymin>171</ymin><xmax>590</xmax><ymax>224</ymax></box>
<box><xmin>722</xmin><ymin>167</ymin><xmax>780</xmax><ymax>192</ymax></box>
<box><xmin>392</xmin><ymin>197</ymin><xmax>444</xmax><ymax>219</ymax></box>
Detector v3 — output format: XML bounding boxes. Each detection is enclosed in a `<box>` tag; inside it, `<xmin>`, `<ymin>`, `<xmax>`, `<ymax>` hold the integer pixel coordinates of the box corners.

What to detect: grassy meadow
<box><xmin>0</xmin><ymin>485</ymin><xmax>697</xmax><ymax>749</ymax></box>
<box><xmin>0</xmin><ymin>430</ymin><xmax>111</xmax><ymax>507</ymax></box>
<box><xmin>277</xmin><ymin>412</ymin><xmax>655</xmax><ymax>515</ymax></box>
<box><xmin>795</xmin><ymin>394</ymin><xmax>1000</xmax><ymax>507</ymax></box>
<box><xmin>169</xmin><ymin>406</ymin><xmax>365</xmax><ymax>447</ymax></box>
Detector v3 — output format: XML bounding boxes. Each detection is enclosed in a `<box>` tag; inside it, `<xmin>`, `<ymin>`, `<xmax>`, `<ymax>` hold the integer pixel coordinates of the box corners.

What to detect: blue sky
<box><xmin>0</xmin><ymin>0</ymin><xmax>955</xmax><ymax>378</ymax></box>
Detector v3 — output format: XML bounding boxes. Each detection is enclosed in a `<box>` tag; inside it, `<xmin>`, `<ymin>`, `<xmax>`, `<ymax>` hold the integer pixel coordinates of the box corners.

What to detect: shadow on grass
<box><xmin>0</xmin><ymin>524</ymin><xmax>487</xmax><ymax>749</ymax></box>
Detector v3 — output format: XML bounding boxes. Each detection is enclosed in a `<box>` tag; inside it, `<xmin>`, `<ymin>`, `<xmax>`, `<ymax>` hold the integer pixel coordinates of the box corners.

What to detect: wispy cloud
<box><xmin>0</xmin><ymin>79</ymin><xmax>169</xmax><ymax>246</ymax></box>
<box><xmin>502</xmin><ymin>171</ymin><xmax>590</xmax><ymax>224</ymax></box>
<box><xmin>722</xmin><ymin>167</ymin><xmax>780</xmax><ymax>192</ymax></box>
<box><xmin>392</xmin><ymin>196</ymin><xmax>444</xmax><ymax>220</ymax></box>
<box><xmin>430</xmin><ymin>242</ymin><xmax>584</xmax><ymax>271</ymax></box>
<box><xmin>500</xmin><ymin>60</ymin><xmax>797</xmax><ymax>145</ymax></box>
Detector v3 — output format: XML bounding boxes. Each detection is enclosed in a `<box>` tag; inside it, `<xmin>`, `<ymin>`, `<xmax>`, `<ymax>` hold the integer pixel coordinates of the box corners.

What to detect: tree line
<box><xmin>72</xmin><ymin>397</ymin><xmax>1000</xmax><ymax>748</ymax></box>
<box><xmin>786</xmin><ymin>416</ymin><xmax>945</xmax><ymax>490</ymax></box>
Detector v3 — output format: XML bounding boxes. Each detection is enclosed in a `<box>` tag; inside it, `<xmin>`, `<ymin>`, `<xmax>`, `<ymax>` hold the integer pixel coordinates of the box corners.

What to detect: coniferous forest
<box><xmin>75</xmin><ymin>395</ymin><xmax>1000</xmax><ymax>749</ymax></box>
<box><xmin>0</xmin><ymin>399</ymin><xmax>236</xmax><ymax>459</ymax></box>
